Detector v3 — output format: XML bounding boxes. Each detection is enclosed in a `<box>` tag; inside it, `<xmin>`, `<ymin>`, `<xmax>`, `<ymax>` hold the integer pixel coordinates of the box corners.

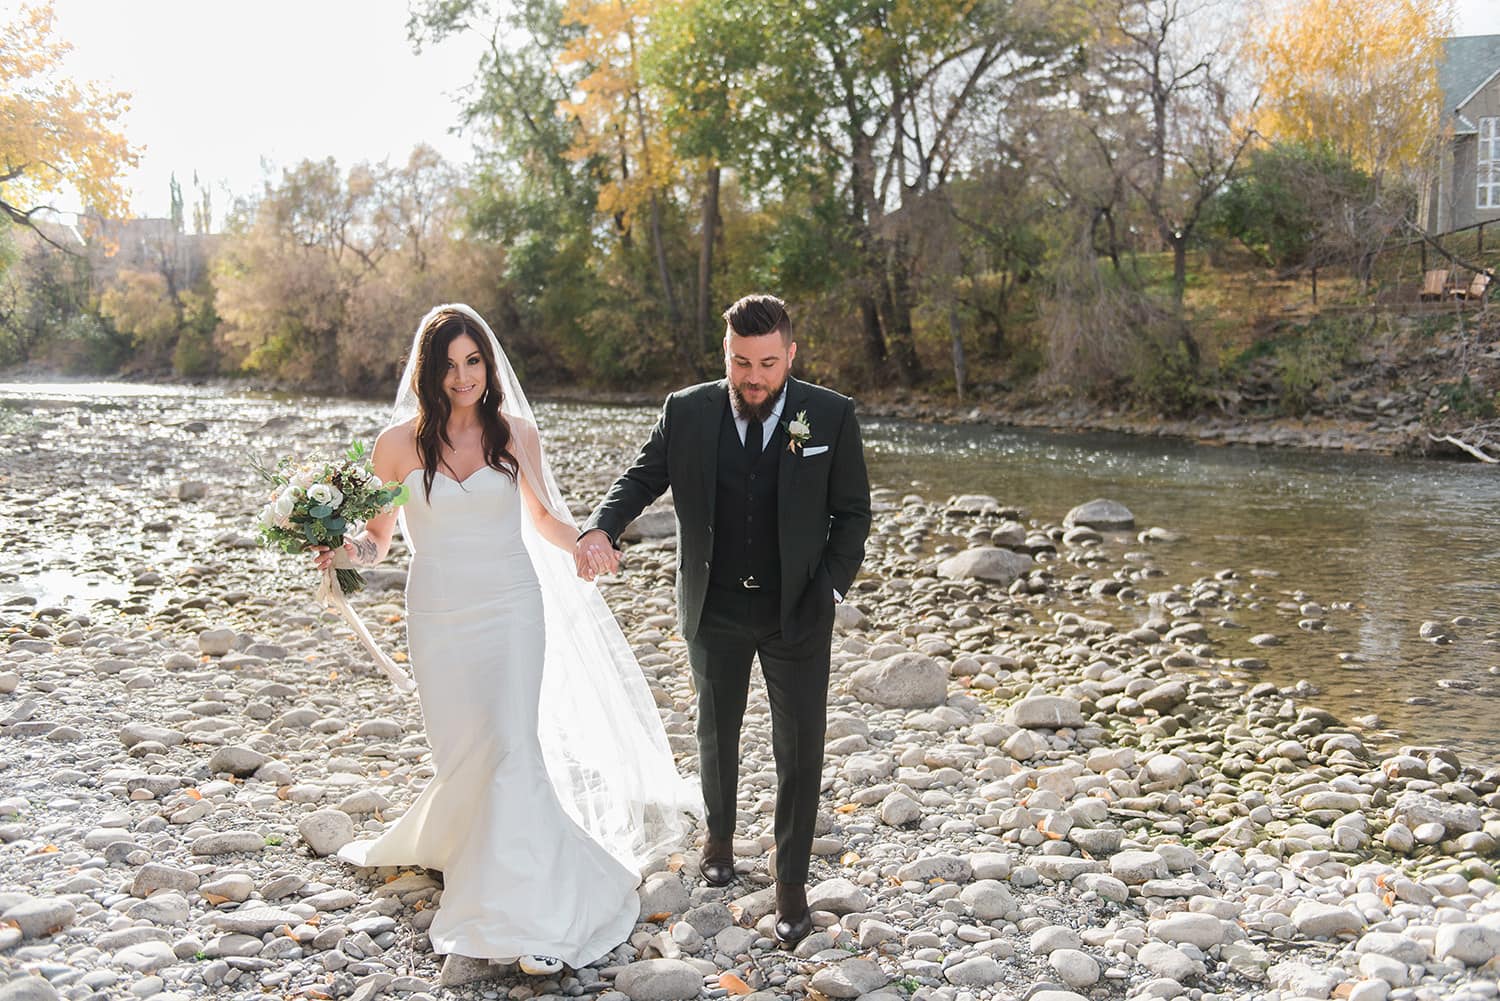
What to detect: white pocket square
<box><xmin>801</xmin><ymin>445</ymin><xmax>829</xmax><ymax>457</ymax></box>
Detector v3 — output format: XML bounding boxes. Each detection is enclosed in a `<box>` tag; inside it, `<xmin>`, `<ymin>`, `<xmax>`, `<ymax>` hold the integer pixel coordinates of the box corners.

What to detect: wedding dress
<box><xmin>337</xmin><ymin>466</ymin><xmax>640</xmax><ymax>964</ymax></box>
<box><xmin>336</xmin><ymin>303</ymin><xmax>697</xmax><ymax>967</ymax></box>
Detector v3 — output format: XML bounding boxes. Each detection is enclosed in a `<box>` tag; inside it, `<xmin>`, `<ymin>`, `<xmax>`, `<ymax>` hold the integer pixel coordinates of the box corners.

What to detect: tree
<box><xmin>412</xmin><ymin>0</ymin><xmax>690</xmax><ymax>383</ymax></box>
<box><xmin>1252</xmin><ymin>0</ymin><xmax>1451</xmax><ymax>185</ymax></box>
<box><xmin>214</xmin><ymin>148</ymin><xmax>509</xmax><ymax>392</ymax></box>
<box><xmin>651</xmin><ymin>0</ymin><xmax>1080</xmax><ymax>386</ymax></box>
<box><xmin>1100</xmin><ymin>0</ymin><xmax>1255</xmax><ymax>324</ymax></box>
<box><xmin>0</xmin><ymin>230</ymin><xmax>110</xmax><ymax>368</ymax></box>
<box><xmin>1210</xmin><ymin>141</ymin><xmax>1382</xmax><ymax>270</ymax></box>
<box><xmin>641</xmin><ymin>1</ymin><xmax>762</xmax><ymax>354</ymax></box>
<box><xmin>0</xmin><ymin>1</ymin><xmax>139</xmax><ymax>235</ymax></box>
<box><xmin>560</xmin><ymin>0</ymin><xmax>696</xmax><ymax>368</ymax></box>
<box><xmin>98</xmin><ymin>269</ymin><xmax>178</xmax><ymax>364</ymax></box>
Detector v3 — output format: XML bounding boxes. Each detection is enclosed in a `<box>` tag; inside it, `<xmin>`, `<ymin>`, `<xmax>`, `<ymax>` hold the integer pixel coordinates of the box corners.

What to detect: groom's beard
<box><xmin>729</xmin><ymin>376</ymin><xmax>786</xmax><ymax>423</ymax></box>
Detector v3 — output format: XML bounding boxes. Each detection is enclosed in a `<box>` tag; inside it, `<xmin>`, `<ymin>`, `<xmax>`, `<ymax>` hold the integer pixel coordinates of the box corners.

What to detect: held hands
<box><xmin>574</xmin><ymin>529</ymin><xmax>621</xmax><ymax>582</ymax></box>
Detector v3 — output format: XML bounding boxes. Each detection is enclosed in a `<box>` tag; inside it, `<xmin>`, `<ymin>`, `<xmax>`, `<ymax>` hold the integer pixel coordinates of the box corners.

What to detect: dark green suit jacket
<box><xmin>584</xmin><ymin>377</ymin><xmax>872</xmax><ymax>643</ymax></box>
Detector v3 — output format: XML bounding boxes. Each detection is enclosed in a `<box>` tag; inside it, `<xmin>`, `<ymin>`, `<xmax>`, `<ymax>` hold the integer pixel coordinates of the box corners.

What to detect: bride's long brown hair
<box><xmin>409</xmin><ymin>307</ymin><xmax>518</xmax><ymax>500</ymax></box>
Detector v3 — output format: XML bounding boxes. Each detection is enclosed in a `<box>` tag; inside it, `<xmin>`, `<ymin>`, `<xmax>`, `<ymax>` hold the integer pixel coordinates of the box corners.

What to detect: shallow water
<box><xmin>3</xmin><ymin>381</ymin><xmax>1497</xmax><ymax>763</ymax></box>
<box><xmin>859</xmin><ymin>418</ymin><xmax>1500</xmax><ymax>762</ymax></box>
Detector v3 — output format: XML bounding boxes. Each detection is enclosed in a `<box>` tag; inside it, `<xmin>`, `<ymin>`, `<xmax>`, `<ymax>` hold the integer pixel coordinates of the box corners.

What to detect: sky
<box><xmin>20</xmin><ymin>0</ymin><xmax>1500</xmax><ymax>225</ymax></box>
<box><xmin>38</xmin><ymin>0</ymin><xmax>491</xmax><ymax>224</ymax></box>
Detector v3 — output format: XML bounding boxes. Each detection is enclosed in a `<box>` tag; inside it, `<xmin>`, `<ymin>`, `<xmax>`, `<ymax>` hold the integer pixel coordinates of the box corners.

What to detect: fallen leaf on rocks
<box><xmin>719</xmin><ymin>972</ymin><xmax>752</xmax><ymax>995</ymax></box>
<box><xmin>841</xmin><ymin>851</ymin><xmax>861</xmax><ymax>866</ymax></box>
<box><xmin>201</xmin><ymin>893</ymin><xmax>230</xmax><ymax>905</ymax></box>
<box><xmin>835</xmin><ymin>803</ymin><xmax>858</xmax><ymax>814</ymax></box>
<box><xmin>646</xmin><ymin>911</ymin><xmax>672</xmax><ymax>923</ymax></box>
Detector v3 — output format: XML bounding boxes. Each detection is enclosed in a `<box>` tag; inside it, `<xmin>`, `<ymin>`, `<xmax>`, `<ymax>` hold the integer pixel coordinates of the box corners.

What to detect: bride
<box><xmin>310</xmin><ymin>304</ymin><xmax>696</xmax><ymax>985</ymax></box>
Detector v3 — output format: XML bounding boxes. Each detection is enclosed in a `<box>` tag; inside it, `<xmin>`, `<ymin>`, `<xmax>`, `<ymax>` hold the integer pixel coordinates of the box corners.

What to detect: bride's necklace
<box><xmin>440</xmin><ymin>422</ymin><xmax>487</xmax><ymax>481</ymax></box>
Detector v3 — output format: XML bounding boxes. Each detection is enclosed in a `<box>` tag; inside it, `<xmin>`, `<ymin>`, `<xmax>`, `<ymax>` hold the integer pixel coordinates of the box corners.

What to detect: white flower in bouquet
<box><xmin>308</xmin><ymin>482</ymin><xmax>344</xmax><ymax>508</ymax></box>
<box><xmin>272</xmin><ymin>489</ymin><xmax>297</xmax><ymax>524</ymax></box>
<box><xmin>253</xmin><ymin>440</ymin><xmax>409</xmax><ymax>596</ymax></box>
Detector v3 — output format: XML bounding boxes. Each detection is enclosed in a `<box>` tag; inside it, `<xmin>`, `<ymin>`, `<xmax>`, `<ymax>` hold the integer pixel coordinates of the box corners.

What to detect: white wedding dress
<box><xmin>337</xmin><ymin>466</ymin><xmax>640</xmax><ymax>966</ymax></box>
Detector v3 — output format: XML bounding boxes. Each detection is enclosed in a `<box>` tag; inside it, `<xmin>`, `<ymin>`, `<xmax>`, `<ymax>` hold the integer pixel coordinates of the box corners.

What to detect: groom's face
<box><xmin>725</xmin><ymin>331</ymin><xmax>796</xmax><ymax>421</ymax></box>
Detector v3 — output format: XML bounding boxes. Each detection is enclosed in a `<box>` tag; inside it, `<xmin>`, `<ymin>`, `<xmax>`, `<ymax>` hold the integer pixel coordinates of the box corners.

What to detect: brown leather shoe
<box><xmin>699</xmin><ymin>835</ymin><xmax>734</xmax><ymax>887</ymax></box>
<box><xmin>773</xmin><ymin>881</ymin><xmax>811</xmax><ymax>945</ymax></box>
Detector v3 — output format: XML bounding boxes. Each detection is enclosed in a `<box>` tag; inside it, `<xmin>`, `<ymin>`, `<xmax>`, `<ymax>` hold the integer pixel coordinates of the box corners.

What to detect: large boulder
<box><xmin>612</xmin><ymin>959</ymin><xmax>703</xmax><ymax>1001</ymax></box>
<box><xmin>849</xmin><ymin>653</ymin><xmax>947</xmax><ymax>708</ymax></box>
<box><xmin>1392</xmin><ymin>791</ymin><xmax>1482</xmax><ymax>837</ymax></box>
<box><xmin>937</xmin><ymin>547</ymin><xmax>1034</xmax><ymax>585</ymax></box>
<box><xmin>298</xmin><ymin>809</ymin><xmax>356</xmax><ymax>856</ymax></box>
<box><xmin>621</xmin><ymin>506</ymin><xmax>677</xmax><ymax>543</ymax></box>
<box><xmin>1005</xmin><ymin>695</ymin><xmax>1085</xmax><ymax>730</ymax></box>
<box><xmin>1064</xmin><ymin>499</ymin><xmax>1135</xmax><ymax>531</ymax></box>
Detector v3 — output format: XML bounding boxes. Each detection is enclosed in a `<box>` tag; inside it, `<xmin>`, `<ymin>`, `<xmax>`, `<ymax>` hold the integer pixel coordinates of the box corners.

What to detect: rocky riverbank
<box><xmin>1</xmin><ymin>392</ymin><xmax>1498</xmax><ymax>1001</ymax></box>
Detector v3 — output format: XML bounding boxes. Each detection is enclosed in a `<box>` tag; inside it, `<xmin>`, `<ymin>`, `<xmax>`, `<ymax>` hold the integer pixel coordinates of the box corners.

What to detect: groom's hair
<box><xmin>724</xmin><ymin>294</ymin><xmax>792</xmax><ymax>343</ymax></box>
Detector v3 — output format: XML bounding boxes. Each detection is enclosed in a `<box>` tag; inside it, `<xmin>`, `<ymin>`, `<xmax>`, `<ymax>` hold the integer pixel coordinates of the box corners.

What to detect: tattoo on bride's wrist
<box><xmin>350</xmin><ymin>537</ymin><xmax>379</xmax><ymax>566</ymax></box>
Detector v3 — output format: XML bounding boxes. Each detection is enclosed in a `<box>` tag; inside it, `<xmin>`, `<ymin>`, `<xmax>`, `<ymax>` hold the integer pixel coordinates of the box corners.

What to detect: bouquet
<box><xmin>254</xmin><ymin>441</ymin><xmax>410</xmax><ymax>595</ymax></box>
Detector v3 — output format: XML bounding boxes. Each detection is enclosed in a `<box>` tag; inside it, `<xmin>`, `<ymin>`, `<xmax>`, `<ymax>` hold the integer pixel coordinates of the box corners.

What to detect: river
<box><xmin>3</xmin><ymin>381</ymin><xmax>1497</xmax><ymax>765</ymax></box>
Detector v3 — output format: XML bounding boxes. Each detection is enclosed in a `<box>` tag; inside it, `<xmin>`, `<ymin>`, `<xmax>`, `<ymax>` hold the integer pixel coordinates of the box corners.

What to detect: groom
<box><xmin>575</xmin><ymin>294</ymin><xmax>871</xmax><ymax>945</ymax></box>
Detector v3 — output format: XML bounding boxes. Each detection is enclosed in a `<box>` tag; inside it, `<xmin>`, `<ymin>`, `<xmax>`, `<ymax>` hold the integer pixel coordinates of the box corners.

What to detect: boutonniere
<box><xmin>783</xmin><ymin>410</ymin><xmax>812</xmax><ymax>453</ymax></box>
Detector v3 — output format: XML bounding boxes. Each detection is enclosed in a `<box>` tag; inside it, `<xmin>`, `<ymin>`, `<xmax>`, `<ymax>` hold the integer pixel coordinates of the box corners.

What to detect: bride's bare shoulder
<box><xmin>377</xmin><ymin>420</ymin><xmax>418</xmax><ymax>448</ymax></box>
<box><xmin>374</xmin><ymin>421</ymin><xmax>419</xmax><ymax>471</ymax></box>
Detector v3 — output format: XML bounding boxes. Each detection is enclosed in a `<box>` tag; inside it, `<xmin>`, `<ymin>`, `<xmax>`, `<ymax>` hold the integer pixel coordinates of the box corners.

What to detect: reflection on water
<box><xmin>2</xmin><ymin>381</ymin><xmax>1496</xmax><ymax>762</ymax></box>
<box><xmin>861</xmin><ymin>418</ymin><xmax>1500</xmax><ymax>762</ymax></box>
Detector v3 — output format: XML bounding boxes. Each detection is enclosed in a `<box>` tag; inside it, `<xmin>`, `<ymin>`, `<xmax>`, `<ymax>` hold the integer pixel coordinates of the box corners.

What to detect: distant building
<box><xmin>82</xmin><ymin>215</ymin><xmax>219</xmax><ymax>292</ymax></box>
<box><xmin>1428</xmin><ymin>34</ymin><xmax>1500</xmax><ymax>233</ymax></box>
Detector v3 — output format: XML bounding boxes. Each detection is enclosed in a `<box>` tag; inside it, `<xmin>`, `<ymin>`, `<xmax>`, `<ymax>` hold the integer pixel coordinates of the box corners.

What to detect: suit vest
<box><xmin>709</xmin><ymin>401</ymin><xmax>782</xmax><ymax>591</ymax></box>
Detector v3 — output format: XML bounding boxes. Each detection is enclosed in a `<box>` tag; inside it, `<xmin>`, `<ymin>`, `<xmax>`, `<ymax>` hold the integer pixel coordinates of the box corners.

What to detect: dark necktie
<box><xmin>745</xmin><ymin>416</ymin><xmax>763</xmax><ymax>461</ymax></box>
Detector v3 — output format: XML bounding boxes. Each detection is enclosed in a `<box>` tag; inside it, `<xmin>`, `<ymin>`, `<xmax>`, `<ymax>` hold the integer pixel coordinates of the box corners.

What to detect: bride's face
<box><xmin>443</xmin><ymin>333</ymin><xmax>487</xmax><ymax>409</ymax></box>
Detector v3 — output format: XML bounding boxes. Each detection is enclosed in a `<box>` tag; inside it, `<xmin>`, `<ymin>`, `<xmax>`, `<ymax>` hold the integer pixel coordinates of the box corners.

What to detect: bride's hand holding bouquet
<box><xmin>254</xmin><ymin>441</ymin><xmax>409</xmax><ymax>594</ymax></box>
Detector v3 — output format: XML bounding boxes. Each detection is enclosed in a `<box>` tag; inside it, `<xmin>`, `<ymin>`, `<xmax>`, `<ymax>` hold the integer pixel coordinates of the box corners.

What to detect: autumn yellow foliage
<box><xmin>558</xmin><ymin>0</ymin><xmax>681</xmax><ymax>226</ymax></box>
<box><xmin>1251</xmin><ymin>0</ymin><xmax>1453</xmax><ymax>180</ymax></box>
<box><xmin>0</xmin><ymin>1</ymin><xmax>138</xmax><ymax>224</ymax></box>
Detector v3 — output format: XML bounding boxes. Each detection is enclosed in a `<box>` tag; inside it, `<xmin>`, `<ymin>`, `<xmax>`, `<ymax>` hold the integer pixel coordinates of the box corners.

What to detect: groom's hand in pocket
<box><xmin>574</xmin><ymin>529</ymin><xmax>621</xmax><ymax>581</ymax></box>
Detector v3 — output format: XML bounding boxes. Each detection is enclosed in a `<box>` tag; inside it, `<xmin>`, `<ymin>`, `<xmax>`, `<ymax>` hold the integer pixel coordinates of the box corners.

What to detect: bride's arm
<box><xmin>507</xmin><ymin>417</ymin><xmax>587</xmax><ymax>553</ymax></box>
<box><xmin>517</xmin><ymin>468</ymin><xmax>583</xmax><ymax>552</ymax></box>
<box><xmin>310</xmin><ymin>426</ymin><xmax>406</xmax><ymax>571</ymax></box>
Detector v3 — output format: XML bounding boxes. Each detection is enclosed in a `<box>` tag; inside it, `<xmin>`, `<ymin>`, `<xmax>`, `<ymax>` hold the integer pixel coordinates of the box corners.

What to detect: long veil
<box><xmin>389</xmin><ymin>303</ymin><xmax>699</xmax><ymax>869</ymax></box>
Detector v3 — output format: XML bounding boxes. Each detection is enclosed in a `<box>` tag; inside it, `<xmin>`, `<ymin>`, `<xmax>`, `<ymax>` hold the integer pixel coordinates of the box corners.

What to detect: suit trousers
<box><xmin>687</xmin><ymin>582</ymin><xmax>832</xmax><ymax>885</ymax></box>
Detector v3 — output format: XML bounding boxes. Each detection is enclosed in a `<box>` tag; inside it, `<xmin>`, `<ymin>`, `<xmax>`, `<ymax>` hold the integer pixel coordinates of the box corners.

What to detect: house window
<box><xmin>1481</xmin><ymin>117</ymin><xmax>1500</xmax><ymax>210</ymax></box>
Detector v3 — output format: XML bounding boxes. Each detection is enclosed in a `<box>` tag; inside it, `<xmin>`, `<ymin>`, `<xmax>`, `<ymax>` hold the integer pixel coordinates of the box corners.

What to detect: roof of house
<box><xmin>1440</xmin><ymin>34</ymin><xmax>1500</xmax><ymax>130</ymax></box>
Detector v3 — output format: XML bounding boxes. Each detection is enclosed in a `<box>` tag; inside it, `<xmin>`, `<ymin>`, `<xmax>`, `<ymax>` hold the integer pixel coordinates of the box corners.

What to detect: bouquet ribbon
<box><xmin>317</xmin><ymin>554</ymin><xmax>418</xmax><ymax>695</ymax></box>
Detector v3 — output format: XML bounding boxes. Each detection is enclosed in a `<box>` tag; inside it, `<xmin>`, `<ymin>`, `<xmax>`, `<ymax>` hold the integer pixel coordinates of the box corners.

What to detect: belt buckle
<box><xmin>740</xmin><ymin>576</ymin><xmax>761</xmax><ymax>590</ymax></box>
